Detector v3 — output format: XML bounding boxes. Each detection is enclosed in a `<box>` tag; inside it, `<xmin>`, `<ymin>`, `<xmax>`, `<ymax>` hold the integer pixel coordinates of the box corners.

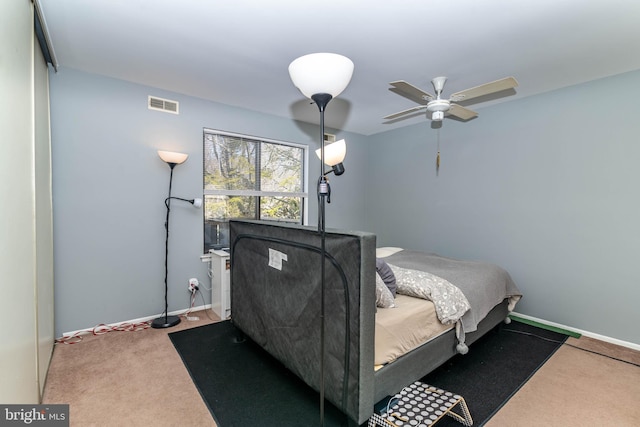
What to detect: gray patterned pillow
<box><xmin>375</xmin><ymin>273</ymin><xmax>395</xmax><ymax>308</ymax></box>
<box><xmin>376</xmin><ymin>258</ymin><xmax>397</xmax><ymax>296</ymax></box>
<box><xmin>389</xmin><ymin>264</ymin><xmax>470</xmax><ymax>324</ymax></box>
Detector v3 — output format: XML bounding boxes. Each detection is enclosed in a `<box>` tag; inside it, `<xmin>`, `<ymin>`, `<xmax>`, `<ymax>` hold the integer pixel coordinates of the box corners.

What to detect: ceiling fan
<box><xmin>384</xmin><ymin>76</ymin><xmax>518</xmax><ymax>122</ymax></box>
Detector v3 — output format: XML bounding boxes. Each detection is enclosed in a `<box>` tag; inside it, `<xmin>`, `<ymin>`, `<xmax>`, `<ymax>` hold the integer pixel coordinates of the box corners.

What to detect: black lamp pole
<box><xmin>311</xmin><ymin>92</ymin><xmax>333</xmax><ymax>426</ymax></box>
<box><xmin>152</xmin><ymin>162</ymin><xmax>181</xmax><ymax>329</ymax></box>
<box><xmin>289</xmin><ymin>51</ymin><xmax>353</xmax><ymax>427</ymax></box>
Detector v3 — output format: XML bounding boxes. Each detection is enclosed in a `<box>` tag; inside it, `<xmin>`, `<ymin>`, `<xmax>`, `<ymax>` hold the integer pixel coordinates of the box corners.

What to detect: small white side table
<box><xmin>209</xmin><ymin>249</ymin><xmax>231</xmax><ymax>320</ymax></box>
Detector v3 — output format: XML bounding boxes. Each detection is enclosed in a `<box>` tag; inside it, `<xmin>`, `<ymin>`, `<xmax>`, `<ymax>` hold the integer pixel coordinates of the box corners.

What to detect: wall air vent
<box><xmin>324</xmin><ymin>133</ymin><xmax>336</xmax><ymax>143</ymax></box>
<box><xmin>148</xmin><ymin>96</ymin><xmax>179</xmax><ymax>114</ymax></box>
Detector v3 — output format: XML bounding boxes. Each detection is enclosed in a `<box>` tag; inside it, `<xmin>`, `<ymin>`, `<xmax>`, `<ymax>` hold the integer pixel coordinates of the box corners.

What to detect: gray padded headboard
<box><xmin>229</xmin><ymin>220</ymin><xmax>376</xmax><ymax>423</ymax></box>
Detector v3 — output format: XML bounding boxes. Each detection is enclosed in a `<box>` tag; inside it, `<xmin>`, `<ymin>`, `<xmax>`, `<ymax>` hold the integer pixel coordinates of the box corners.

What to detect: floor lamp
<box><xmin>289</xmin><ymin>53</ymin><xmax>354</xmax><ymax>425</ymax></box>
<box><xmin>152</xmin><ymin>150</ymin><xmax>202</xmax><ymax>329</ymax></box>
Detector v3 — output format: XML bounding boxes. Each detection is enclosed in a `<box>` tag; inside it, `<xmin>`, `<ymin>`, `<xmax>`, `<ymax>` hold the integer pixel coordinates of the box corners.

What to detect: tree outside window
<box><xmin>203</xmin><ymin>130</ymin><xmax>307</xmax><ymax>251</ymax></box>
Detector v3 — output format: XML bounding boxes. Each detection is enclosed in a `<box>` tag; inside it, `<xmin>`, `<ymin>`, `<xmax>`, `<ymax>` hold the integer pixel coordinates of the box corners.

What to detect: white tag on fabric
<box><xmin>268</xmin><ymin>248</ymin><xmax>288</xmax><ymax>270</ymax></box>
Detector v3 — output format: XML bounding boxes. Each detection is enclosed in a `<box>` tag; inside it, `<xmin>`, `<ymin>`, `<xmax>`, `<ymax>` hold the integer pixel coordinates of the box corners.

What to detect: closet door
<box><xmin>0</xmin><ymin>0</ymin><xmax>54</xmax><ymax>403</ymax></box>
<box><xmin>34</xmin><ymin>24</ymin><xmax>55</xmax><ymax>398</ymax></box>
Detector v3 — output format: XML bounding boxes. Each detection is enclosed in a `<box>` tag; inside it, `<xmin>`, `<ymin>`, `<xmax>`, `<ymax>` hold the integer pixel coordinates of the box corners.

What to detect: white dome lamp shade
<box><xmin>288</xmin><ymin>53</ymin><xmax>354</xmax><ymax>101</ymax></box>
<box><xmin>157</xmin><ymin>150</ymin><xmax>188</xmax><ymax>167</ymax></box>
<box><xmin>315</xmin><ymin>139</ymin><xmax>346</xmax><ymax>176</ymax></box>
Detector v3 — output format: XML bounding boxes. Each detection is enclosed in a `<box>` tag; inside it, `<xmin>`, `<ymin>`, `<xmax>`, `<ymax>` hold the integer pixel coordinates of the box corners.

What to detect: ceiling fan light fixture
<box><xmin>432</xmin><ymin>111</ymin><xmax>444</xmax><ymax>121</ymax></box>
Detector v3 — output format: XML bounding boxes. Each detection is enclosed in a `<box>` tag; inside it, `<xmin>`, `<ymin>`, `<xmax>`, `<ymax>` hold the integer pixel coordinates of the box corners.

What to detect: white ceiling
<box><xmin>39</xmin><ymin>0</ymin><xmax>640</xmax><ymax>136</ymax></box>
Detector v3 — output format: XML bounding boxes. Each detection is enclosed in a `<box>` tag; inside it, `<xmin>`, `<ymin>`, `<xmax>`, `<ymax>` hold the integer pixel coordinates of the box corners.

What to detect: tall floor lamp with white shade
<box><xmin>152</xmin><ymin>150</ymin><xmax>202</xmax><ymax>329</ymax></box>
<box><xmin>289</xmin><ymin>52</ymin><xmax>354</xmax><ymax>425</ymax></box>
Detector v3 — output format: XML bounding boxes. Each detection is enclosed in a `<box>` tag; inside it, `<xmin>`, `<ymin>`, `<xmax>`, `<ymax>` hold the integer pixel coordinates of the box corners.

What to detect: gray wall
<box><xmin>366</xmin><ymin>70</ymin><xmax>640</xmax><ymax>344</ymax></box>
<box><xmin>49</xmin><ymin>67</ymin><xmax>368</xmax><ymax>337</ymax></box>
<box><xmin>50</xmin><ymin>66</ymin><xmax>640</xmax><ymax>345</ymax></box>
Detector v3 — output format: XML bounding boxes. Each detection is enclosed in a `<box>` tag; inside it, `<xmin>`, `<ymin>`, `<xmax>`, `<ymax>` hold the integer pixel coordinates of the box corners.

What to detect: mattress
<box><xmin>375</xmin><ymin>294</ymin><xmax>453</xmax><ymax>368</ymax></box>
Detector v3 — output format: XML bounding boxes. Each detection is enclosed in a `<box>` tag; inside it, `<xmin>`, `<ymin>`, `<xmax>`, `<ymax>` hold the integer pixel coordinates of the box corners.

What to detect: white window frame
<box><xmin>203</xmin><ymin>128</ymin><xmax>309</xmax><ymax>242</ymax></box>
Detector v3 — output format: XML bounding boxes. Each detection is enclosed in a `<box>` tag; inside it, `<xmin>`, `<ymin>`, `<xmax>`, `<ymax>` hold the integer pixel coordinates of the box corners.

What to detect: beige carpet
<box><xmin>43</xmin><ymin>312</ymin><xmax>640</xmax><ymax>426</ymax></box>
<box><xmin>43</xmin><ymin>311</ymin><xmax>218</xmax><ymax>427</ymax></box>
<box><xmin>486</xmin><ymin>336</ymin><xmax>640</xmax><ymax>427</ymax></box>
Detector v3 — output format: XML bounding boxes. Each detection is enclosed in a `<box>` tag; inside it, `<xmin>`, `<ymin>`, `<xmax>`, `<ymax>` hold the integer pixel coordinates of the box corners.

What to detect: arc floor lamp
<box><xmin>152</xmin><ymin>150</ymin><xmax>202</xmax><ymax>329</ymax></box>
<box><xmin>289</xmin><ymin>52</ymin><xmax>354</xmax><ymax>425</ymax></box>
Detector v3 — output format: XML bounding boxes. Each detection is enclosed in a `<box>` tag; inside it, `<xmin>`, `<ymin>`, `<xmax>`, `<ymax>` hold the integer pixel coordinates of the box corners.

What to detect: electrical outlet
<box><xmin>188</xmin><ymin>278</ymin><xmax>199</xmax><ymax>292</ymax></box>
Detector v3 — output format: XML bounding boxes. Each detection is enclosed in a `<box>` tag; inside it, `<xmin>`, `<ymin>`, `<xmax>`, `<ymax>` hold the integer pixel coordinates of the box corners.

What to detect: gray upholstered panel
<box><xmin>229</xmin><ymin>220</ymin><xmax>376</xmax><ymax>423</ymax></box>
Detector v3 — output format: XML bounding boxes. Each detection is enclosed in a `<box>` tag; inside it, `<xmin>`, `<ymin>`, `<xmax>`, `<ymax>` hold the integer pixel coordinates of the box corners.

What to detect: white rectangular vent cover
<box><xmin>324</xmin><ymin>133</ymin><xmax>336</xmax><ymax>143</ymax></box>
<box><xmin>148</xmin><ymin>96</ymin><xmax>179</xmax><ymax>114</ymax></box>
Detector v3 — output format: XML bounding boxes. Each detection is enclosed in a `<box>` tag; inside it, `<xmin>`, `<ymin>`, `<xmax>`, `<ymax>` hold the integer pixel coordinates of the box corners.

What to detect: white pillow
<box><xmin>376</xmin><ymin>247</ymin><xmax>403</xmax><ymax>258</ymax></box>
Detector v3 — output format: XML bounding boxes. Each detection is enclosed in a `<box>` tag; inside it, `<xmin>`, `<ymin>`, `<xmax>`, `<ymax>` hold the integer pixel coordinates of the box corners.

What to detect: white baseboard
<box><xmin>62</xmin><ymin>307</ymin><xmax>639</xmax><ymax>352</ymax></box>
<box><xmin>61</xmin><ymin>304</ymin><xmax>212</xmax><ymax>338</ymax></box>
<box><xmin>511</xmin><ymin>311</ymin><xmax>640</xmax><ymax>351</ymax></box>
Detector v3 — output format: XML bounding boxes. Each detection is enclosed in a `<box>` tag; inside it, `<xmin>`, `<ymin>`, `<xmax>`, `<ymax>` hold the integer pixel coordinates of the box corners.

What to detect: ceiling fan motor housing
<box><xmin>427</xmin><ymin>99</ymin><xmax>450</xmax><ymax>120</ymax></box>
<box><xmin>427</xmin><ymin>99</ymin><xmax>450</xmax><ymax>112</ymax></box>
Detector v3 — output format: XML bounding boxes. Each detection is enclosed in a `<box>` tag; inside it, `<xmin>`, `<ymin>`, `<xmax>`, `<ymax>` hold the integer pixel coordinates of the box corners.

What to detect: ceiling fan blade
<box><xmin>383</xmin><ymin>105</ymin><xmax>428</xmax><ymax>120</ymax></box>
<box><xmin>448</xmin><ymin>104</ymin><xmax>478</xmax><ymax>121</ymax></box>
<box><xmin>389</xmin><ymin>80</ymin><xmax>434</xmax><ymax>105</ymax></box>
<box><xmin>449</xmin><ymin>77</ymin><xmax>518</xmax><ymax>102</ymax></box>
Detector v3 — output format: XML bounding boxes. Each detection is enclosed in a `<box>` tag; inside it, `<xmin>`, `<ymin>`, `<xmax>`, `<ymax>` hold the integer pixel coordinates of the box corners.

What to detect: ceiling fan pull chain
<box><xmin>436</xmin><ymin>127</ymin><xmax>441</xmax><ymax>173</ymax></box>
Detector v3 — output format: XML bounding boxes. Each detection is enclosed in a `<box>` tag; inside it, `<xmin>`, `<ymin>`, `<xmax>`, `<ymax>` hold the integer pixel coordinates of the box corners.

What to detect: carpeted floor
<box><xmin>486</xmin><ymin>337</ymin><xmax>640</xmax><ymax>426</ymax></box>
<box><xmin>42</xmin><ymin>313</ymin><xmax>217</xmax><ymax>427</ymax></box>
<box><xmin>42</xmin><ymin>309</ymin><xmax>640</xmax><ymax>426</ymax></box>
<box><xmin>169</xmin><ymin>320</ymin><xmax>567</xmax><ymax>427</ymax></box>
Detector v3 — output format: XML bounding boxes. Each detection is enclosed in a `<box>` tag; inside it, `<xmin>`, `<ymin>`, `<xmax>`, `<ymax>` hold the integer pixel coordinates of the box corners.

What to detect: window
<box><xmin>203</xmin><ymin>129</ymin><xmax>308</xmax><ymax>252</ymax></box>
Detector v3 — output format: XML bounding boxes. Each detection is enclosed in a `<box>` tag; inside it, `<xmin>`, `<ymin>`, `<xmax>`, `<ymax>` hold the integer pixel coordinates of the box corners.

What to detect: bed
<box><xmin>229</xmin><ymin>220</ymin><xmax>521</xmax><ymax>425</ymax></box>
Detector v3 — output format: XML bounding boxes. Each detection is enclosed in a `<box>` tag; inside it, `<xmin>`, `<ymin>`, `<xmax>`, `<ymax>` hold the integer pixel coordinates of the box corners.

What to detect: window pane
<box><xmin>260</xmin><ymin>143</ymin><xmax>303</xmax><ymax>193</ymax></box>
<box><xmin>259</xmin><ymin>196</ymin><xmax>302</xmax><ymax>222</ymax></box>
<box><xmin>204</xmin><ymin>219</ymin><xmax>229</xmax><ymax>250</ymax></box>
<box><xmin>204</xmin><ymin>194</ymin><xmax>257</xmax><ymax>251</ymax></box>
<box><xmin>204</xmin><ymin>134</ymin><xmax>257</xmax><ymax>191</ymax></box>
<box><xmin>204</xmin><ymin>194</ymin><xmax>257</xmax><ymax>221</ymax></box>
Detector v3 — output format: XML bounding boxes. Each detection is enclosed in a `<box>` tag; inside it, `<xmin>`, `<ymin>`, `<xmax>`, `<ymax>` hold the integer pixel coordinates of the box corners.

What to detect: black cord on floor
<box><xmin>503</xmin><ymin>328</ymin><xmax>640</xmax><ymax>368</ymax></box>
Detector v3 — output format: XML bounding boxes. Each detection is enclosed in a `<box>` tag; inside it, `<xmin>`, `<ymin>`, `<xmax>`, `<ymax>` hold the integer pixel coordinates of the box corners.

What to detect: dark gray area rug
<box><xmin>169</xmin><ymin>319</ymin><xmax>567</xmax><ymax>427</ymax></box>
<box><xmin>420</xmin><ymin>320</ymin><xmax>568</xmax><ymax>426</ymax></box>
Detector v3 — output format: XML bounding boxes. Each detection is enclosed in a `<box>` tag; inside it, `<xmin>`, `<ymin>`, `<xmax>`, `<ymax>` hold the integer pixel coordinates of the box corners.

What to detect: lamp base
<box><xmin>151</xmin><ymin>314</ymin><xmax>181</xmax><ymax>329</ymax></box>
